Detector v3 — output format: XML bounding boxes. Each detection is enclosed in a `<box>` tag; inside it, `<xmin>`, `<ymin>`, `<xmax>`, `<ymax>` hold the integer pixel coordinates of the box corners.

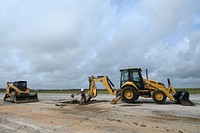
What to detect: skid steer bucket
<box><xmin>174</xmin><ymin>91</ymin><xmax>195</xmax><ymax>106</ymax></box>
<box><xmin>13</xmin><ymin>93</ymin><xmax>38</xmax><ymax>103</ymax></box>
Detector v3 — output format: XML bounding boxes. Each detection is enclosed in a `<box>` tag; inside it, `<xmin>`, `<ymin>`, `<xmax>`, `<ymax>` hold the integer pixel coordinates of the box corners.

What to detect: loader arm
<box><xmin>144</xmin><ymin>78</ymin><xmax>194</xmax><ymax>106</ymax></box>
<box><xmin>144</xmin><ymin>79</ymin><xmax>176</xmax><ymax>101</ymax></box>
<box><xmin>5</xmin><ymin>85</ymin><xmax>31</xmax><ymax>95</ymax></box>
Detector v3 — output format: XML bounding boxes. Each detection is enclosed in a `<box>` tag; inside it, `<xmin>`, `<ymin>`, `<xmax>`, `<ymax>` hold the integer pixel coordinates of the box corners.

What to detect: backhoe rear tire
<box><xmin>152</xmin><ymin>90</ymin><xmax>166</xmax><ymax>104</ymax></box>
<box><xmin>121</xmin><ymin>86</ymin><xmax>139</xmax><ymax>103</ymax></box>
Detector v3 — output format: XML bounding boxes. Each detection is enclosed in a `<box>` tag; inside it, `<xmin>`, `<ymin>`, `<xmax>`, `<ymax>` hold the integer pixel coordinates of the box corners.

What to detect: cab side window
<box><xmin>121</xmin><ymin>70</ymin><xmax>129</xmax><ymax>85</ymax></box>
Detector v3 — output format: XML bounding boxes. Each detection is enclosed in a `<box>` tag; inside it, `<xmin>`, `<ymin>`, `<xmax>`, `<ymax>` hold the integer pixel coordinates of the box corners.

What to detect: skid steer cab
<box><xmin>120</xmin><ymin>68</ymin><xmax>194</xmax><ymax>106</ymax></box>
<box><xmin>4</xmin><ymin>81</ymin><xmax>38</xmax><ymax>103</ymax></box>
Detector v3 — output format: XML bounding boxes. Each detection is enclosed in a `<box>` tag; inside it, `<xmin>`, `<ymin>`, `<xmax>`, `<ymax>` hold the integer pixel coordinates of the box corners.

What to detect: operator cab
<box><xmin>120</xmin><ymin>68</ymin><xmax>144</xmax><ymax>89</ymax></box>
<box><xmin>13</xmin><ymin>81</ymin><xmax>27</xmax><ymax>91</ymax></box>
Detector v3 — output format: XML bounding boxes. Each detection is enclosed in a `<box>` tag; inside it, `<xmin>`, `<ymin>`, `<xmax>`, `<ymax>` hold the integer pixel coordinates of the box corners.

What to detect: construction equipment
<box><xmin>87</xmin><ymin>75</ymin><xmax>121</xmax><ymax>103</ymax></box>
<box><xmin>87</xmin><ymin>68</ymin><xmax>194</xmax><ymax>106</ymax></box>
<box><xmin>4</xmin><ymin>81</ymin><xmax>38</xmax><ymax>103</ymax></box>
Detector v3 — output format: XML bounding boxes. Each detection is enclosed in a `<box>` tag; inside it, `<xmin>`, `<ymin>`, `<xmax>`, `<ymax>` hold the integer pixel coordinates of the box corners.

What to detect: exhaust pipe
<box><xmin>146</xmin><ymin>69</ymin><xmax>148</xmax><ymax>79</ymax></box>
<box><xmin>167</xmin><ymin>78</ymin><xmax>171</xmax><ymax>86</ymax></box>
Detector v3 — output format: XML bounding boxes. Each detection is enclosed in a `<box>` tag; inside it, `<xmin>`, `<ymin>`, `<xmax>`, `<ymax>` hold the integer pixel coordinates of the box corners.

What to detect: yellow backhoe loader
<box><xmin>87</xmin><ymin>68</ymin><xmax>194</xmax><ymax>106</ymax></box>
<box><xmin>4</xmin><ymin>81</ymin><xmax>38</xmax><ymax>103</ymax></box>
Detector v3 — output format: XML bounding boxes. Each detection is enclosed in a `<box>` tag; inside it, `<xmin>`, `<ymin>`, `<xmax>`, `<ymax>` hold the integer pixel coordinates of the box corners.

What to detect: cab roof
<box><xmin>120</xmin><ymin>68</ymin><xmax>142</xmax><ymax>71</ymax></box>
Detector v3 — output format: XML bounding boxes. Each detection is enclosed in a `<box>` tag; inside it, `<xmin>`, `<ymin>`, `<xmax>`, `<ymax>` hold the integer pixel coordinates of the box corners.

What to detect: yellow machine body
<box><xmin>87</xmin><ymin>68</ymin><xmax>194</xmax><ymax>106</ymax></box>
<box><xmin>4</xmin><ymin>81</ymin><xmax>38</xmax><ymax>103</ymax></box>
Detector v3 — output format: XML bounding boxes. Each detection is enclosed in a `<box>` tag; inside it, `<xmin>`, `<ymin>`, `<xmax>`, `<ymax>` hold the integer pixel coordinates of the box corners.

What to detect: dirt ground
<box><xmin>0</xmin><ymin>93</ymin><xmax>200</xmax><ymax>133</ymax></box>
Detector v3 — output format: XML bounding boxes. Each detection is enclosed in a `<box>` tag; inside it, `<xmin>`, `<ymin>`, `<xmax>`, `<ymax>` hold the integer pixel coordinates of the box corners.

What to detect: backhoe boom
<box><xmin>87</xmin><ymin>76</ymin><xmax>120</xmax><ymax>103</ymax></box>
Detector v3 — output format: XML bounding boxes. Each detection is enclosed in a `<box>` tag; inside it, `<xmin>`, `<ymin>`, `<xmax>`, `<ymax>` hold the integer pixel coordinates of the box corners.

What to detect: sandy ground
<box><xmin>0</xmin><ymin>93</ymin><xmax>200</xmax><ymax>133</ymax></box>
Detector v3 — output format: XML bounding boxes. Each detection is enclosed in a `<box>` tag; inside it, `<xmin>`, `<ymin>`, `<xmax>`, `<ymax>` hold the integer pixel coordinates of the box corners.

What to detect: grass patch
<box><xmin>175</xmin><ymin>88</ymin><xmax>200</xmax><ymax>94</ymax></box>
<box><xmin>31</xmin><ymin>89</ymin><xmax>110</xmax><ymax>94</ymax></box>
<box><xmin>33</xmin><ymin>88</ymin><xmax>200</xmax><ymax>94</ymax></box>
<box><xmin>0</xmin><ymin>88</ymin><xmax>110</xmax><ymax>94</ymax></box>
<box><xmin>31</xmin><ymin>88</ymin><xmax>200</xmax><ymax>94</ymax></box>
<box><xmin>32</xmin><ymin>89</ymin><xmax>78</xmax><ymax>94</ymax></box>
<box><xmin>1</xmin><ymin>88</ymin><xmax>200</xmax><ymax>94</ymax></box>
<box><xmin>0</xmin><ymin>88</ymin><xmax>5</xmax><ymax>93</ymax></box>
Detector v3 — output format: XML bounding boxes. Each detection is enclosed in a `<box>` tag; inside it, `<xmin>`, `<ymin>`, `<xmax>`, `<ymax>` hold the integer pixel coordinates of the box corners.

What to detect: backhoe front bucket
<box><xmin>13</xmin><ymin>93</ymin><xmax>38</xmax><ymax>103</ymax></box>
<box><xmin>174</xmin><ymin>91</ymin><xmax>195</xmax><ymax>106</ymax></box>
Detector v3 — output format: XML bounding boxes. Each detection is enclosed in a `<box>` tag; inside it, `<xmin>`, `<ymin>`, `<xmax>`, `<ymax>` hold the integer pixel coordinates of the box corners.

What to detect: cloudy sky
<box><xmin>0</xmin><ymin>0</ymin><xmax>200</xmax><ymax>89</ymax></box>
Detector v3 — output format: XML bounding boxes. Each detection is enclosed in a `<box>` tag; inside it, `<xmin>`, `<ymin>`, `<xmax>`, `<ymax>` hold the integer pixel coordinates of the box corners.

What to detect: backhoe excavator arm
<box><xmin>87</xmin><ymin>76</ymin><xmax>120</xmax><ymax>103</ymax></box>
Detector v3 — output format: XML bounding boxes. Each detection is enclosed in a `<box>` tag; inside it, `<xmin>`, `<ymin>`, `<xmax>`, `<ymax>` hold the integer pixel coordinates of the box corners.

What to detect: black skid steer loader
<box><xmin>4</xmin><ymin>81</ymin><xmax>38</xmax><ymax>103</ymax></box>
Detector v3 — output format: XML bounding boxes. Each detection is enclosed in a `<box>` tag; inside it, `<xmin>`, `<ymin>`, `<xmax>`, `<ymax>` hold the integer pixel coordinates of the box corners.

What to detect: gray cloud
<box><xmin>0</xmin><ymin>0</ymin><xmax>200</xmax><ymax>89</ymax></box>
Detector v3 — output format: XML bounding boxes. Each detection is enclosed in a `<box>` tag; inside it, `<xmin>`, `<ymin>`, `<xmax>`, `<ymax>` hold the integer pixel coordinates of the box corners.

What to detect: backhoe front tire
<box><xmin>121</xmin><ymin>86</ymin><xmax>139</xmax><ymax>103</ymax></box>
<box><xmin>152</xmin><ymin>90</ymin><xmax>166</xmax><ymax>104</ymax></box>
